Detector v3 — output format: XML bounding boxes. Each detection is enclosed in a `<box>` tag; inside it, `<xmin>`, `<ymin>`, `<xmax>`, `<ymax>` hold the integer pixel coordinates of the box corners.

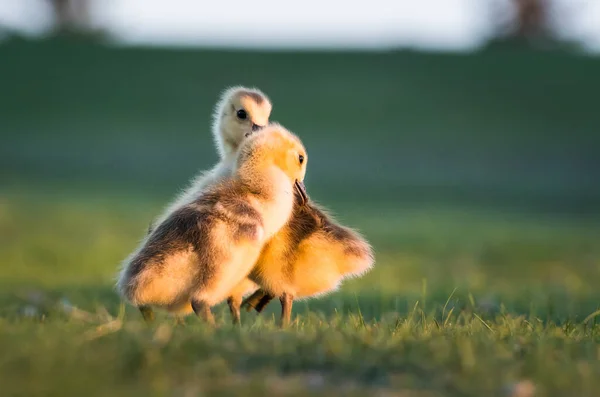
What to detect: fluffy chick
<box><xmin>117</xmin><ymin>124</ymin><xmax>307</xmax><ymax>325</ymax></box>
<box><xmin>241</xmin><ymin>195</ymin><xmax>374</xmax><ymax>327</ymax></box>
<box><xmin>149</xmin><ymin>86</ymin><xmax>272</xmax><ymax>232</ymax></box>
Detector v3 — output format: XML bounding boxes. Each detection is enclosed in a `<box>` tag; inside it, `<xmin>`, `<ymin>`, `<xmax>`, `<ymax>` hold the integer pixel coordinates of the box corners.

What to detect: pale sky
<box><xmin>0</xmin><ymin>0</ymin><xmax>599</xmax><ymax>52</ymax></box>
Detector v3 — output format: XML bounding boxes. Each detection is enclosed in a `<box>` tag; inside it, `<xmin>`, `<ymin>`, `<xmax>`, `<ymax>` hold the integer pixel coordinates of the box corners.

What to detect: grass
<box><xmin>1</xmin><ymin>187</ymin><xmax>600</xmax><ymax>397</ymax></box>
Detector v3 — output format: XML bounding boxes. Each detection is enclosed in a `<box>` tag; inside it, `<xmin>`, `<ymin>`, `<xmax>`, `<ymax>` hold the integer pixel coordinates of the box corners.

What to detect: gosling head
<box><xmin>212</xmin><ymin>86</ymin><xmax>272</xmax><ymax>159</ymax></box>
<box><xmin>235</xmin><ymin>123</ymin><xmax>308</xmax><ymax>205</ymax></box>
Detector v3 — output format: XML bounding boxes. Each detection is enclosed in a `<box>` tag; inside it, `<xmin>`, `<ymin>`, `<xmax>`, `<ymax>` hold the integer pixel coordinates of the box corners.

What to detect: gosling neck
<box><xmin>238</xmin><ymin>166</ymin><xmax>294</xmax><ymax>239</ymax></box>
<box><xmin>212</xmin><ymin>116</ymin><xmax>240</xmax><ymax>159</ymax></box>
<box><xmin>220</xmin><ymin>136</ymin><xmax>239</xmax><ymax>159</ymax></box>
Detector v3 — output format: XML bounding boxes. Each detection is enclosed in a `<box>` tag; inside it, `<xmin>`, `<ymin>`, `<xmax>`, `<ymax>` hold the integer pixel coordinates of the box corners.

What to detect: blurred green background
<box><xmin>2</xmin><ymin>35</ymin><xmax>600</xmax><ymax>322</ymax></box>
<box><xmin>2</xmin><ymin>39</ymin><xmax>599</xmax><ymax>209</ymax></box>
<box><xmin>1</xmin><ymin>36</ymin><xmax>600</xmax><ymax>396</ymax></box>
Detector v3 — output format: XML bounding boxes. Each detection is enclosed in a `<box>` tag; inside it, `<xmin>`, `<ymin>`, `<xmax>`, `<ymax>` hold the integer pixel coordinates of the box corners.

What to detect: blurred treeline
<box><xmin>0</xmin><ymin>0</ymin><xmax>599</xmax><ymax>215</ymax></box>
<box><xmin>1</xmin><ymin>39</ymin><xmax>598</xmax><ymax>213</ymax></box>
<box><xmin>24</xmin><ymin>0</ymin><xmax>592</xmax><ymax>49</ymax></box>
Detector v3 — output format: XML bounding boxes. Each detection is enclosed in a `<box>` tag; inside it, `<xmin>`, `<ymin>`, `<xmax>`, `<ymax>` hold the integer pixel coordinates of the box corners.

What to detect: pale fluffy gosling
<box><xmin>145</xmin><ymin>86</ymin><xmax>271</xmax><ymax>323</ymax></box>
<box><xmin>117</xmin><ymin>124</ymin><xmax>308</xmax><ymax>325</ymax></box>
<box><xmin>241</xmin><ymin>195</ymin><xmax>374</xmax><ymax>327</ymax></box>
<box><xmin>149</xmin><ymin>86</ymin><xmax>272</xmax><ymax>232</ymax></box>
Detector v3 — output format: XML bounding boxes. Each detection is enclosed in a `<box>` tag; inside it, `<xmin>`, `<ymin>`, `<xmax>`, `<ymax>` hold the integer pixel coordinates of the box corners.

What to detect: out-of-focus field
<box><xmin>1</xmin><ymin>39</ymin><xmax>599</xmax><ymax>396</ymax></box>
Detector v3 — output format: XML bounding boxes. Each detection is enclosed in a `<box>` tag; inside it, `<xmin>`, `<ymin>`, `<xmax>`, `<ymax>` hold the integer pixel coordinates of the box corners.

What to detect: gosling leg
<box><xmin>227</xmin><ymin>296</ymin><xmax>241</xmax><ymax>326</ymax></box>
<box><xmin>279</xmin><ymin>293</ymin><xmax>294</xmax><ymax>328</ymax></box>
<box><xmin>254</xmin><ymin>294</ymin><xmax>274</xmax><ymax>313</ymax></box>
<box><xmin>139</xmin><ymin>305</ymin><xmax>155</xmax><ymax>324</ymax></box>
<box><xmin>242</xmin><ymin>289</ymin><xmax>274</xmax><ymax>313</ymax></box>
<box><xmin>191</xmin><ymin>299</ymin><xmax>215</xmax><ymax>326</ymax></box>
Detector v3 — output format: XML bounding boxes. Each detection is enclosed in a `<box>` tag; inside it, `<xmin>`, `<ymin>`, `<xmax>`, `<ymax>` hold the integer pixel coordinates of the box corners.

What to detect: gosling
<box><xmin>149</xmin><ymin>86</ymin><xmax>272</xmax><ymax>232</ymax></box>
<box><xmin>117</xmin><ymin>124</ymin><xmax>308</xmax><ymax>325</ymax></box>
<box><xmin>240</xmin><ymin>194</ymin><xmax>374</xmax><ymax>327</ymax></box>
<box><xmin>145</xmin><ymin>86</ymin><xmax>269</xmax><ymax>320</ymax></box>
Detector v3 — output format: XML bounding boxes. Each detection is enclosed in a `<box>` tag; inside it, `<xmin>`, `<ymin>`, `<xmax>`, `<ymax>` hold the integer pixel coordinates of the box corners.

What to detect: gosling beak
<box><xmin>245</xmin><ymin>124</ymin><xmax>264</xmax><ymax>137</ymax></box>
<box><xmin>294</xmin><ymin>180</ymin><xmax>307</xmax><ymax>206</ymax></box>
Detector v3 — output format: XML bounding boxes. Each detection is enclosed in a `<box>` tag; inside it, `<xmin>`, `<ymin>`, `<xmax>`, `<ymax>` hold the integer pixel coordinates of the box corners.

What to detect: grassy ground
<box><xmin>1</xmin><ymin>39</ymin><xmax>600</xmax><ymax>396</ymax></box>
<box><xmin>1</xmin><ymin>188</ymin><xmax>600</xmax><ymax>397</ymax></box>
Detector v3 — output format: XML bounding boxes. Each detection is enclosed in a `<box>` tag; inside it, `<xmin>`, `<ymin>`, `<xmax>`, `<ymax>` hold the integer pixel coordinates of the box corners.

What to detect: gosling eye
<box><xmin>236</xmin><ymin>109</ymin><xmax>247</xmax><ymax>120</ymax></box>
<box><xmin>298</xmin><ymin>154</ymin><xmax>304</xmax><ymax>165</ymax></box>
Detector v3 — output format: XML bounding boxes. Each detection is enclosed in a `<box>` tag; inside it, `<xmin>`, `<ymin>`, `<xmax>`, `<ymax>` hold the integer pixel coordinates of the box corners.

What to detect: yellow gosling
<box><xmin>117</xmin><ymin>124</ymin><xmax>307</xmax><ymax>325</ymax></box>
<box><xmin>241</xmin><ymin>196</ymin><xmax>374</xmax><ymax>327</ymax></box>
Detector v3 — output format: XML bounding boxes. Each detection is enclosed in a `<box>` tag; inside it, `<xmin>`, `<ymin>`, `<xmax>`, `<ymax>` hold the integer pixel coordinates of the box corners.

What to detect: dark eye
<box><xmin>236</xmin><ymin>109</ymin><xmax>247</xmax><ymax>120</ymax></box>
<box><xmin>298</xmin><ymin>154</ymin><xmax>304</xmax><ymax>164</ymax></box>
